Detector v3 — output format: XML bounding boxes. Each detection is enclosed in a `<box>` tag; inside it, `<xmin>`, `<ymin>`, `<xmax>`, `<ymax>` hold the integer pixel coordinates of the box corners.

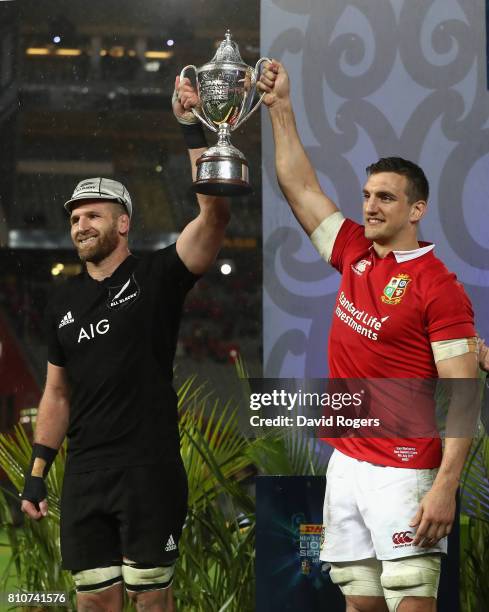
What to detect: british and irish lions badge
<box><xmin>381</xmin><ymin>273</ymin><xmax>411</xmax><ymax>305</ymax></box>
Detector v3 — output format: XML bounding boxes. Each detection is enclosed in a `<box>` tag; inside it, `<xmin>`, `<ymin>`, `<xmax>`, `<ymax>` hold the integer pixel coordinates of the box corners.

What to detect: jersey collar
<box><xmin>84</xmin><ymin>253</ymin><xmax>137</xmax><ymax>285</ymax></box>
<box><xmin>392</xmin><ymin>243</ymin><xmax>435</xmax><ymax>263</ymax></box>
<box><xmin>369</xmin><ymin>242</ymin><xmax>435</xmax><ymax>263</ymax></box>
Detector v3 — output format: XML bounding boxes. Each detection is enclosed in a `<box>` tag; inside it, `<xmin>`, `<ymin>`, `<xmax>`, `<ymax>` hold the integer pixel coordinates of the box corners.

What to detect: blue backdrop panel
<box><xmin>261</xmin><ymin>0</ymin><xmax>489</xmax><ymax>378</ymax></box>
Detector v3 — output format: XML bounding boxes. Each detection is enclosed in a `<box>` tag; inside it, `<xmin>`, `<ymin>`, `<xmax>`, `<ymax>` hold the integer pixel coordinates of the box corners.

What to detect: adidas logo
<box><xmin>59</xmin><ymin>311</ymin><xmax>75</xmax><ymax>328</ymax></box>
<box><xmin>165</xmin><ymin>534</ymin><xmax>177</xmax><ymax>552</ymax></box>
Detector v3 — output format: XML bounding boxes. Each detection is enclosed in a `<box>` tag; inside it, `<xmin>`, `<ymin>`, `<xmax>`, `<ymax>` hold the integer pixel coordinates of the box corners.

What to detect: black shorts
<box><xmin>60</xmin><ymin>458</ymin><xmax>188</xmax><ymax>571</ymax></box>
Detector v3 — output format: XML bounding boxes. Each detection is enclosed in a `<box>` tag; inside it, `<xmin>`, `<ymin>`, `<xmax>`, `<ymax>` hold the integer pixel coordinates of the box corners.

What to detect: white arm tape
<box><xmin>310</xmin><ymin>211</ymin><xmax>345</xmax><ymax>263</ymax></box>
<box><xmin>431</xmin><ymin>337</ymin><xmax>478</xmax><ymax>363</ymax></box>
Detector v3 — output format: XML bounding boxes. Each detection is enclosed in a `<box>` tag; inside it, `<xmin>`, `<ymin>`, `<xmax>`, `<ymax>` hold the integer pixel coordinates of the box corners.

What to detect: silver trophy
<box><xmin>180</xmin><ymin>30</ymin><xmax>270</xmax><ymax>196</ymax></box>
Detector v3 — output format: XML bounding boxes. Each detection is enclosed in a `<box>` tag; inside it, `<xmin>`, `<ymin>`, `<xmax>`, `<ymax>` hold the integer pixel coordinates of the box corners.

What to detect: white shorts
<box><xmin>320</xmin><ymin>450</ymin><xmax>448</xmax><ymax>562</ymax></box>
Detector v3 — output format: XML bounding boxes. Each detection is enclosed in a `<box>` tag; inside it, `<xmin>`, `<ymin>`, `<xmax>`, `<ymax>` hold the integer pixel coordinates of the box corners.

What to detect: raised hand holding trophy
<box><xmin>180</xmin><ymin>30</ymin><xmax>270</xmax><ymax>196</ymax></box>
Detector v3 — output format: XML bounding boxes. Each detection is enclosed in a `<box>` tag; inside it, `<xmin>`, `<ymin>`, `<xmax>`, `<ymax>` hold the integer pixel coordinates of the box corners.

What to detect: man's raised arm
<box><xmin>172</xmin><ymin>75</ymin><xmax>230</xmax><ymax>275</ymax></box>
<box><xmin>258</xmin><ymin>61</ymin><xmax>339</xmax><ymax>236</ymax></box>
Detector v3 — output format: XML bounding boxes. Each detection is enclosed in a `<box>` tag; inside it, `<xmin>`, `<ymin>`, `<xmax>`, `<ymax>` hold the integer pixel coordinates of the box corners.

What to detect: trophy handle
<box><xmin>233</xmin><ymin>56</ymin><xmax>272</xmax><ymax>130</ymax></box>
<box><xmin>179</xmin><ymin>65</ymin><xmax>218</xmax><ymax>133</ymax></box>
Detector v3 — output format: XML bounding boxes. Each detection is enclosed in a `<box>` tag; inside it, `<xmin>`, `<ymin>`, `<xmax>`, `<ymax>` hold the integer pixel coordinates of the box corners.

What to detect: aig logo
<box><xmin>77</xmin><ymin>319</ymin><xmax>110</xmax><ymax>343</ymax></box>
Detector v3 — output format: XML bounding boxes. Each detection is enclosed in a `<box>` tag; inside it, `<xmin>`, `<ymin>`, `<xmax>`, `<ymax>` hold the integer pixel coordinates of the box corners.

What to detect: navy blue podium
<box><xmin>256</xmin><ymin>476</ymin><xmax>459</xmax><ymax>612</ymax></box>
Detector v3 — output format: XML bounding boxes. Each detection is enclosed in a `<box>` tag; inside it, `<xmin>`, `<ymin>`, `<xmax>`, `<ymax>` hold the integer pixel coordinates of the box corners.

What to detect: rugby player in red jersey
<box><xmin>258</xmin><ymin>62</ymin><xmax>479</xmax><ymax>612</ymax></box>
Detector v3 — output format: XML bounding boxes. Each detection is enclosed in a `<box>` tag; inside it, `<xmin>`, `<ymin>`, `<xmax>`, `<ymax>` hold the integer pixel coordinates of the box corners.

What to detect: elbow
<box><xmin>278</xmin><ymin>179</ymin><xmax>296</xmax><ymax>201</ymax></box>
<box><xmin>276</xmin><ymin>171</ymin><xmax>295</xmax><ymax>197</ymax></box>
<box><xmin>43</xmin><ymin>384</ymin><xmax>71</xmax><ymax>409</ymax></box>
<box><xmin>201</xmin><ymin>202</ymin><xmax>231</xmax><ymax>229</ymax></box>
<box><xmin>277</xmin><ymin>176</ymin><xmax>311</xmax><ymax>207</ymax></box>
<box><xmin>215</xmin><ymin>206</ymin><xmax>231</xmax><ymax>228</ymax></box>
<box><xmin>276</xmin><ymin>166</ymin><xmax>310</xmax><ymax>197</ymax></box>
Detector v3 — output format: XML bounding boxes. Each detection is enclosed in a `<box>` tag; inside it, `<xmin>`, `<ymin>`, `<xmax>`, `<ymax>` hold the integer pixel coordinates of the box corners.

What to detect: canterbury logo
<box><xmin>165</xmin><ymin>534</ymin><xmax>177</xmax><ymax>552</ymax></box>
<box><xmin>351</xmin><ymin>259</ymin><xmax>372</xmax><ymax>276</ymax></box>
<box><xmin>392</xmin><ymin>531</ymin><xmax>414</xmax><ymax>545</ymax></box>
<box><xmin>59</xmin><ymin>311</ymin><xmax>75</xmax><ymax>328</ymax></box>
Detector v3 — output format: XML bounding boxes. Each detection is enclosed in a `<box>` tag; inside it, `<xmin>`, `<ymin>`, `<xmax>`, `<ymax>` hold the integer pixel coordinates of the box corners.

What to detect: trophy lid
<box><xmin>209</xmin><ymin>30</ymin><xmax>247</xmax><ymax>67</ymax></box>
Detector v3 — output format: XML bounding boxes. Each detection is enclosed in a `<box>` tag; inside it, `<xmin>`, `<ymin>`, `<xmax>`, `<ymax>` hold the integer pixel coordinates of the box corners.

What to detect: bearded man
<box><xmin>20</xmin><ymin>78</ymin><xmax>227</xmax><ymax>612</ymax></box>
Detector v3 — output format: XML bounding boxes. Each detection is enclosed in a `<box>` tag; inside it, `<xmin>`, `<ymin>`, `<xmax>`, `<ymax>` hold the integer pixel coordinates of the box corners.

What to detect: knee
<box><xmin>396</xmin><ymin>596</ymin><xmax>436</xmax><ymax>612</ymax></box>
<box><xmin>380</xmin><ymin>555</ymin><xmax>441</xmax><ymax>612</ymax></box>
<box><xmin>77</xmin><ymin>593</ymin><xmax>116</xmax><ymax>612</ymax></box>
<box><xmin>345</xmin><ymin>595</ymin><xmax>388</xmax><ymax>612</ymax></box>
<box><xmin>73</xmin><ymin>565</ymin><xmax>123</xmax><ymax>594</ymax></box>
<box><xmin>129</xmin><ymin>587</ymin><xmax>173</xmax><ymax>611</ymax></box>
<box><xmin>76</xmin><ymin>582</ymin><xmax>123</xmax><ymax>612</ymax></box>
<box><xmin>123</xmin><ymin>559</ymin><xmax>175</xmax><ymax>610</ymax></box>
<box><xmin>74</xmin><ymin>566</ymin><xmax>124</xmax><ymax>612</ymax></box>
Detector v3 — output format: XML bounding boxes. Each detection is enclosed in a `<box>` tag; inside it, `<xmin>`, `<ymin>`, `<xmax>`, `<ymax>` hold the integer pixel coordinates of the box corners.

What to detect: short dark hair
<box><xmin>366</xmin><ymin>157</ymin><xmax>429</xmax><ymax>203</ymax></box>
<box><xmin>110</xmin><ymin>202</ymin><xmax>129</xmax><ymax>219</ymax></box>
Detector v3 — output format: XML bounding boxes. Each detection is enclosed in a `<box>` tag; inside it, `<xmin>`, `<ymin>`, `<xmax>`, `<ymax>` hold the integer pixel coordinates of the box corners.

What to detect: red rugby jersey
<box><xmin>324</xmin><ymin>218</ymin><xmax>475</xmax><ymax>468</ymax></box>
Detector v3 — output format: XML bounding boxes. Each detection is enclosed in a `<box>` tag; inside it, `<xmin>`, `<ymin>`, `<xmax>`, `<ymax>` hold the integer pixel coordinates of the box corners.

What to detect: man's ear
<box><xmin>410</xmin><ymin>200</ymin><xmax>427</xmax><ymax>223</ymax></box>
<box><xmin>118</xmin><ymin>214</ymin><xmax>130</xmax><ymax>235</ymax></box>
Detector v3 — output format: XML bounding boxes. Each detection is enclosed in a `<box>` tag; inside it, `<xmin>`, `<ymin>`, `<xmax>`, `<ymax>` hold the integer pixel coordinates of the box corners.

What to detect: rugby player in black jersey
<box><xmin>20</xmin><ymin>78</ymin><xmax>225</xmax><ymax>612</ymax></box>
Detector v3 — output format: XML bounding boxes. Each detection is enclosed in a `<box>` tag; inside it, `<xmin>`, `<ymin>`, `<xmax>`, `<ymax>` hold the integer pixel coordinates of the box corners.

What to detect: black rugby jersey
<box><xmin>45</xmin><ymin>244</ymin><xmax>198</xmax><ymax>474</ymax></box>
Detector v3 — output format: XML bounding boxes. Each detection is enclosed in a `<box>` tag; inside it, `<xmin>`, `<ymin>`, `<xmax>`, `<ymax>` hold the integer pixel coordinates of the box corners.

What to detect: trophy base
<box><xmin>192</xmin><ymin>179</ymin><xmax>252</xmax><ymax>197</ymax></box>
<box><xmin>193</xmin><ymin>152</ymin><xmax>252</xmax><ymax>197</ymax></box>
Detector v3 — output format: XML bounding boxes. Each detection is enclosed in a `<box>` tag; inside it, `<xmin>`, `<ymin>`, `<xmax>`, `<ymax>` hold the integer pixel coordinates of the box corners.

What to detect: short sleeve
<box><xmin>424</xmin><ymin>274</ymin><xmax>475</xmax><ymax>342</ymax></box>
<box><xmin>330</xmin><ymin>219</ymin><xmax>371</xmax><ymax>274</ymax></box>
<box><xmin>44</xmin><ymin>301</ymin><xmax>66</xmax><ymax>367</ymax></box>
<box><xmin>310</xmin><ymin>212</ymin><xmax>346</xmax><ymax>263</ymax></box>
<box><xmin>150</xmin><ymin>243</ymin><xmax>201</xmax><ymax>296</ymax></box>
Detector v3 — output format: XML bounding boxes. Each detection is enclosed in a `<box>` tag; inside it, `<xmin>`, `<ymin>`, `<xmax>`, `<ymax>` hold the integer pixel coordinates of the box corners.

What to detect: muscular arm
<box><xmin>411</xmin><ymin>351</ymin><xmax>478</xmax><ymax>545</ymax></box>
<box><xmin>259</xmin><ymin>61</ymin><xmax>339</xmax><ymax>236</ymax></box>
<box><xmin>176</xmin><ymin>148</ymin><xmax>230</xmax><ymax>275</ymax></box>
<box><xmin>432</xmin><ymin>352</ymin><xmax>478</xmax><ymax>492</ymax></box>
<box><xmin>21</xmin><ymin>362</ymin><xmax>69</xmax><ymax>519</ymax></box>
<box><xmin>35</xmin><ymin>362</ymin><xmax>70</xmax><ymax>449</ymax></box>
<box><xmin>173</xmin><ymin>76</ymin><xmax>230</xmax><ymax>275</ymax></box>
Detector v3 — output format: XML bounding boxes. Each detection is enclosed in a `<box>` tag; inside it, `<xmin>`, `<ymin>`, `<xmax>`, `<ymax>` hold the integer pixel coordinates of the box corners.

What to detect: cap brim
<box><xmin>64</xmin><ymin>194</ymin><xmax>122</xmax><ymax>214</ymax></box>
